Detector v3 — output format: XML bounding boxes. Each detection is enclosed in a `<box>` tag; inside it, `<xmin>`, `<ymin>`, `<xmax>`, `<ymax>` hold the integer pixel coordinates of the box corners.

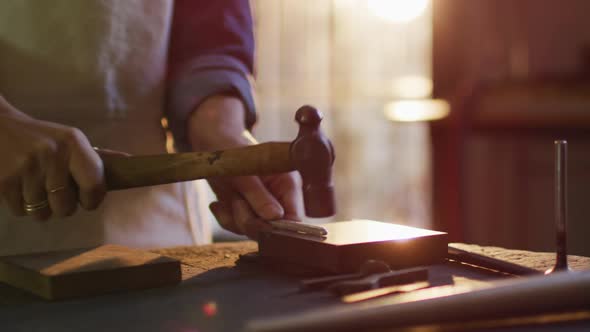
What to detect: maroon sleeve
<box><xmin>166</xmin><ymin>0</ymin><xmax>256</xmax><ymax>151</ymax></box>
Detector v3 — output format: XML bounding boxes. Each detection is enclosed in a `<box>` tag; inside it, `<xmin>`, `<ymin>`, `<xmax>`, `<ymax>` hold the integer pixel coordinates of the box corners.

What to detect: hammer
<box><xmin>102</xmin><ymin>105</ymin><xmax>336</xmax><ymax>218</ymax></box>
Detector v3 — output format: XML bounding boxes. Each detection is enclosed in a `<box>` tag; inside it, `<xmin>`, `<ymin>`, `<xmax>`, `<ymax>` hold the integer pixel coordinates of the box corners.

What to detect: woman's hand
<box><xmin>0</xmin><ymin>95</ymin><xmax>106</xmax><ymax>220</ymax></box>
<box><xmin>188</xmin><ymin>95</ymin><xmax>304</xmax><ymax>239</ymax></box>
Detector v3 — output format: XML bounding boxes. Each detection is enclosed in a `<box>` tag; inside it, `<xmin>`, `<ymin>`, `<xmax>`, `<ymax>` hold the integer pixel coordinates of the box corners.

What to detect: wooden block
<box><xmin>258</xmin><ymin>220</ymin><xmax>448</xmax><ymax>274</ymax></box>
<box><xmin>0</xmin><ymin>244</ymin><xmax>181</xmax><ymax>300</ymax></box>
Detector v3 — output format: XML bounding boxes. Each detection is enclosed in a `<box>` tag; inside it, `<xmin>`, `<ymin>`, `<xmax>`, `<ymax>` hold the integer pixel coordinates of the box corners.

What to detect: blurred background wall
<box><xmin>432</xmin><ymin>0</ymin><xmax>590</xmax><ymax>255</ymax></box>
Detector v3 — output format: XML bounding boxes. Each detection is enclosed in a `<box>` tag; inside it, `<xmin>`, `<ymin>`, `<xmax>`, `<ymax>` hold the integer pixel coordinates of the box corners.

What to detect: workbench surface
<box><xmin>0</xmin><ymin>242</ymin><xmax>588</xmax><ymax>332</ymax></box>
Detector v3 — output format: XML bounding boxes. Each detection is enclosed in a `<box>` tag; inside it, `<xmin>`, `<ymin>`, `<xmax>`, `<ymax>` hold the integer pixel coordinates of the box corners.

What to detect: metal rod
<box><xmin>547</xmin><ymin>140</ymin><xmax>569</xmax><ymax>273</ymax></box>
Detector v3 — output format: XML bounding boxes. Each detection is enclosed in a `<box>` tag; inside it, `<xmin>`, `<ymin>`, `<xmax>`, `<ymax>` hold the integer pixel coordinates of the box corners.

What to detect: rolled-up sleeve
<box><xmin>166</xmin><ymin>0</ymin><xmax>256</xmax><ymax>151</ymax></box>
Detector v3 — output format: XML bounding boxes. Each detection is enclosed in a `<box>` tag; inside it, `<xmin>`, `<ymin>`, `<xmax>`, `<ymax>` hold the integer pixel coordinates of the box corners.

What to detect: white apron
<box><xmin>0</xmin><ymin>0</ymin><xmax>211</xmax><ymax>255</ymax></box>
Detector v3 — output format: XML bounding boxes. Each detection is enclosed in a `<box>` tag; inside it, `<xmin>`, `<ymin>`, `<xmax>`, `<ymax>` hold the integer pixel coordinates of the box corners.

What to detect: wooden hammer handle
<box><xmin>104</xmin><ymin>142</ymin><xmax>293</xmax><ymax>190</ymax></box>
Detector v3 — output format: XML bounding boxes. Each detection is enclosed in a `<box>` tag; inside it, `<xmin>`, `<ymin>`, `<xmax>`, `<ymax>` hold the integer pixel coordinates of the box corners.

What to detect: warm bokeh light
<box><xmin>202</xmin><ymin>301</ymin><xmax>218</xmax><ymax>317</ymax></box>
<box><xmin>160</xmin><ymin>117</ymin><xmax>169</xmax><ymax>129</ymax></box>
<box><xmin>391</xmin><ymin>75</ymin><xmax>433</xmax><ymax>99</ymax></box>
<box><xmin>367</xmin><ymin>0</ymin><xmax>429</xmax><ymax>23</ymax></box>
<box><xmin>384</xmin><ymin>99</ymin><xmax>450</xmax><ymax>122</ymax></box>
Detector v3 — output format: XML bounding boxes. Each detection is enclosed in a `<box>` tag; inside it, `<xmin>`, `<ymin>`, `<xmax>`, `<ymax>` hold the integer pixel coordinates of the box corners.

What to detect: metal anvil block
<box><xmin>258</xmin><ymin>219</ymin><xmax>448</xmax><ymax>274</ymax></box>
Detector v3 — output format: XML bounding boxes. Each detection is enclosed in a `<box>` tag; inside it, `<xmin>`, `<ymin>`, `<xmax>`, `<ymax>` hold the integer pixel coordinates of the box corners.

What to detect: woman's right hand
<box><xmin>0</xmin><ymin>95</ymin><xmax>106</xmax><ymax>220</ymax></box>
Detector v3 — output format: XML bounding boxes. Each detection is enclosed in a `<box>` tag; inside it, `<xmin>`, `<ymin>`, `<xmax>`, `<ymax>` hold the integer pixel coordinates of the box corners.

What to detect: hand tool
<box><xmin>341</xmin><ymin>281</ymin><xmax>429</xmax><ymax>303</ymax></box>
<box><xmin>299</xmin><ymin>260</ymin><xmax>391</xmax><ymax>291</ymax></box>
<box><xmin>546</xmin><ymin>140</ymin><xmax>571</xmax><ymax>274</ymax></box>
<box><xmin>447</xmin><ymin>245</ymin><xmax>541</xmax><ymax>276</ymax></box>
<box><xmin>327</xmin><ymin>266</ymin><xmax>429</xmax><ymax>296</ymax></box>
<box><xmin>269</xmin><ymin>220</ymin><xmax>328</xmax><ymax>238</ymax></box>
<box><xmin>102</xmin><ymin>106</ymin><xmax>336</xmax><ymax>218</ymax></box>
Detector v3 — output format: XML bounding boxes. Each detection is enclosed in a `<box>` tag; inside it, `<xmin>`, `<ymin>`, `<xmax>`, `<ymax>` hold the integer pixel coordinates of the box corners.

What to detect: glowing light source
<box><xmin>160</xmin><ymin>117</ymin><xmax>169</xmax><ymax>129</ymax></box>
<box><xmin>384</xmin><ymin>99</ymin><xmax>450</xmax><ymax>122</ymax></box>
<box><xmin>202</xmin><ymin>301</ymin><xmax>218</xmax><ymax>317</ymax></box>
<box><xmin>367</xmin><ymin>0</ymin><xmax>429</xmax><ymax>23</ymax></box>
<box><xmin>391</xmin><ymin>75</ymin><xmax>433</xmax><ymax>99</ymax></box>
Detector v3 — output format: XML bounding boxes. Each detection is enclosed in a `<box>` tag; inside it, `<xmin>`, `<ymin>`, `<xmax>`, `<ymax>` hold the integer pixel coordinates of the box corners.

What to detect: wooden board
<box><xmin>0</xmin><ymin>244</ymin><xmax>181</xmax><ymax>300</ymax></box>
<box><xmin>258</xmin><ymin>220</ymin><xmax>448</xmax><ymax>274</ymax></box>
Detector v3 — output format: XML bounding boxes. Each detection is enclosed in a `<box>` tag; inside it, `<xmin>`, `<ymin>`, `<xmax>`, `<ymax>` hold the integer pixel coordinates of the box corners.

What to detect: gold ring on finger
<box><xmin>48</xmin><ymin>186</ymin><xmax>66</xmax><ymax>194</ymax></box>
<box><xmin>24</xmin><ymin>200</ymin><xmax>50</xmax><ymax>213</ymax></box>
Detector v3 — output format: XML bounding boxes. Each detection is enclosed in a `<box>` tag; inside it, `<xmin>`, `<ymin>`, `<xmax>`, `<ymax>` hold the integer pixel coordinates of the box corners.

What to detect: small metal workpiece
<box><xmin>546</xmin><ymin>140</ymin><xmax>570</xmax><ymax>274</ymax></box>
<box><xmin>269</xmin><ymin>220</ymin><xmax>328</xmax><ymax>237</ymax></box>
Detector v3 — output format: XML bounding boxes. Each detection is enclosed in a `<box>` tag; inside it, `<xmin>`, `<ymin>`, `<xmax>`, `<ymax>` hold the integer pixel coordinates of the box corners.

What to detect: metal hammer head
<box><xmin>290</xmin><ymin>105</ymin><xmax>336</xmax><ymax>218</ymax></box>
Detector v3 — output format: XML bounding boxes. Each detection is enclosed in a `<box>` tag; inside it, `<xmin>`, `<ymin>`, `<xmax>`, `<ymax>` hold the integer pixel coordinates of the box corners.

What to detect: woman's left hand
<box><xmin>188</xmin><ymin>95</ymin><xmax>304</xmax><ymax>239</ymax></box>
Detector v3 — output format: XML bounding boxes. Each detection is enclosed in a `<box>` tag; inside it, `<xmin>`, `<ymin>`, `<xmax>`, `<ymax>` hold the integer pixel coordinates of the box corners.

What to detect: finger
<box><xmin>264</xmin><ymin>172</ymin><xmax>304</xmax><ymax>221</ymax></box>
<box><xmin>0</xmin><ymin>95</ymin><xmax>31</xmax><ymax>119</ymax></box>
<box><xmin>210</xmin><ymin>201</ymin><xmax>241</xmax><ymax>235</ymax></box>
<box><xmin>232</xmin><ymin>199</ymin><xmax>271</xmax><ymax>240</ymax></box>
<box><xmin>232</xmin><ymin>176</ymin><xmax>284</xmax><ymax>220</ymax></box>
<box><xmin>22</xmin><ymin>164</ymin><xmax>51</xmax><ymax>221</ymax></box>
<box><xmin>208</xmin><ymin>178</ymin><xmax>237</xmax><ymax>202</ymax></box>
<box><xmin>65</xmin><ymin>128</ymin><xmax>106</xmax><ymax>210</ymax></box>
<box><xmin>45</xmin><ymin>147</ymin><xmax>77</xmax><ymax>218</ymax></box>
<box><xmin>0</xmin><ymin>177</ymin><xmax>25</xmax><ymax>216</ymax></box>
